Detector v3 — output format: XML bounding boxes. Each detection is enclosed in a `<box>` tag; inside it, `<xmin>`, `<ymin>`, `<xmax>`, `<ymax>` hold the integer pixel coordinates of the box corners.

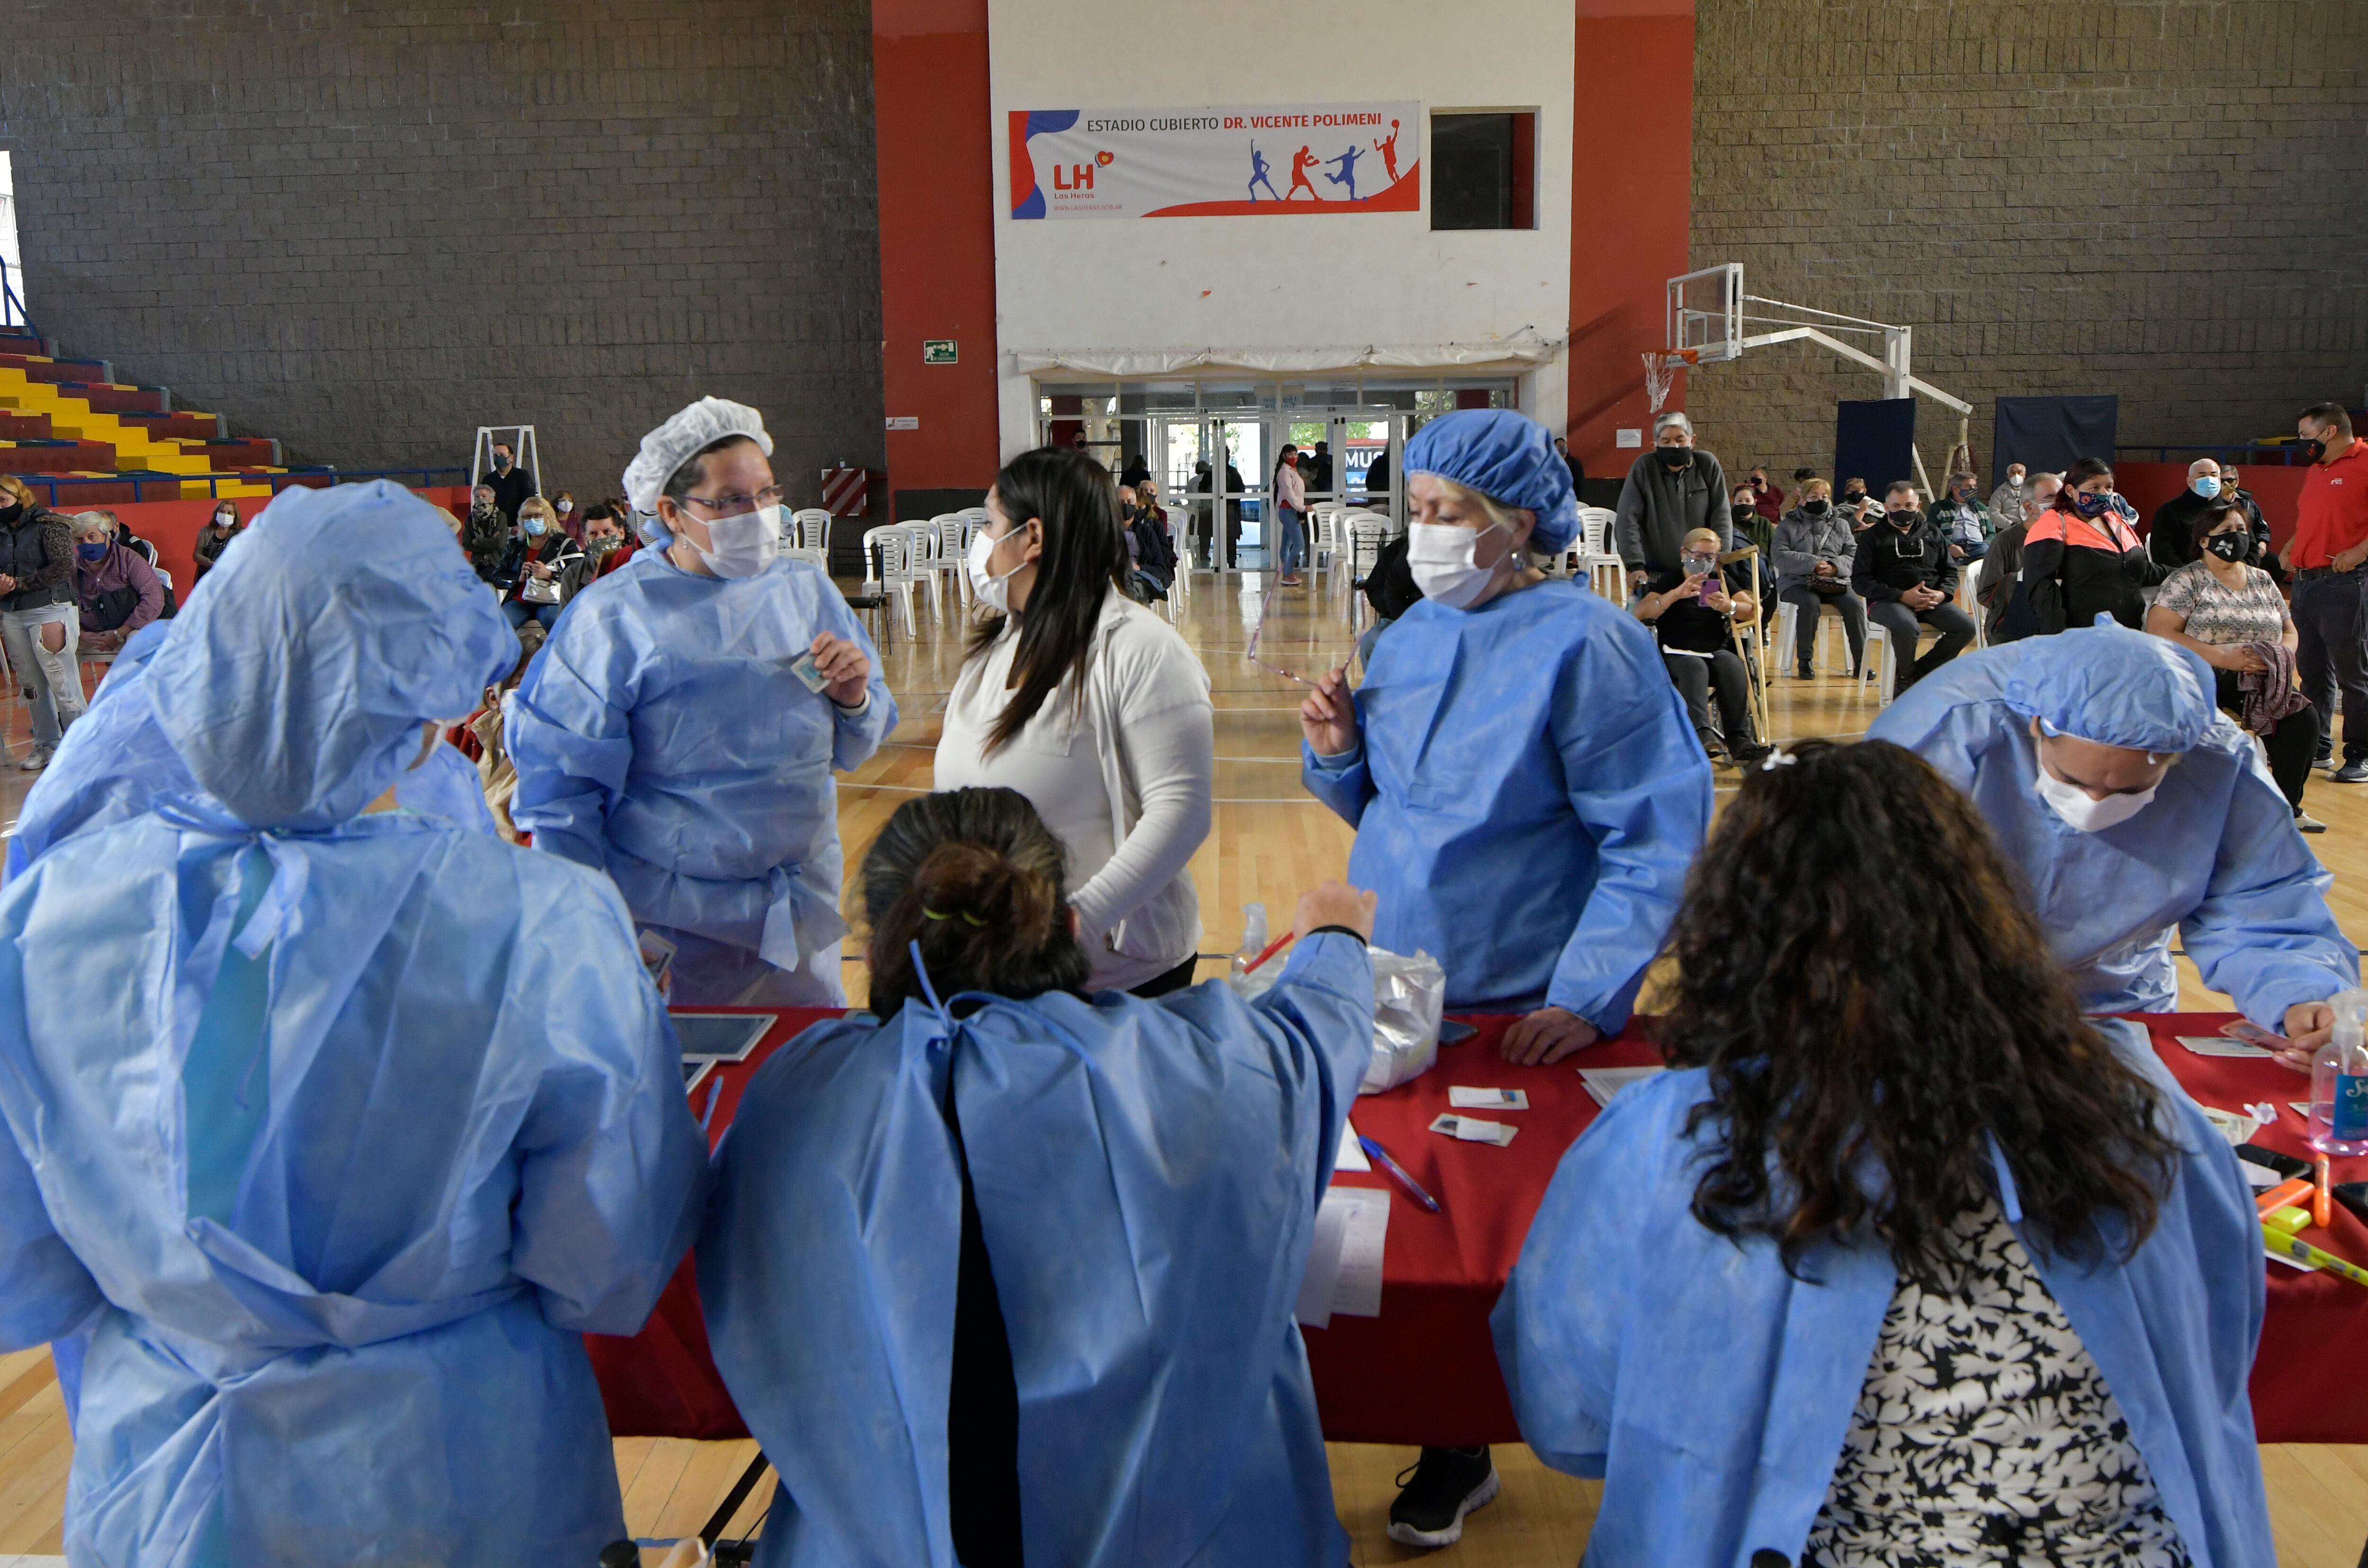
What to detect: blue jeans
<box><xmin>505</xmin><ymin>599</ymin><xmax>560</xmax><ymax>631</ymax></box>
<box><xmin>1277</xmin><ymin>506</ymin><xmax>1305</xmax><ymax>574</ymax></box>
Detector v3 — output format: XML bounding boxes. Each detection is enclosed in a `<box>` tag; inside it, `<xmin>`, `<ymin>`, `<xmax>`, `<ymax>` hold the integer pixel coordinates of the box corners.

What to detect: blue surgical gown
<box><xmin>1301</xmin><ymin>580</ymin><xmax>1710</xmax><ymax>1024</ymax></box>
<box><xmin>0</xmin><ymin>810</ymin><xmax>708</xmax><ymax>1567</ymax></box>
<box><xmin>1867</xmin><ymin>648</ymin><xmax>2356</xmax><ymax>1025</ymax></box>
<box><xmin>1492</xmin><ymin>1065</ymin><xmax>2275</xmax><ymax>1568</ymax></box>
<box><xmin>698</xmin><ymin>934</ymin><xmax>1375</xmax><ymax>1568</ymax></box>
<box><xmin>507</xmin><ymin>549</ymin><xmax>897</xmax><ymax>1004</ymax></box>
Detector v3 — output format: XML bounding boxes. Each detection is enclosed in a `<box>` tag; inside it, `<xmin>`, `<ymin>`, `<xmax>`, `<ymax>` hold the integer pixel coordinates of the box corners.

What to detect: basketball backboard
<box><xmin>1668</xmin><ymin>263</ymin><xmax>1742</xmax><ymax>363</ymax></box>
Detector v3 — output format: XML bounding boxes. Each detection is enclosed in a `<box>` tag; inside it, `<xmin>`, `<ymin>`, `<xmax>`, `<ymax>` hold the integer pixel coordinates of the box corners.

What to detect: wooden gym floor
<box><xmin>1</xmin><ymin>565</ymin><xmax>2364</xmax><ymax>1563</ymax></box>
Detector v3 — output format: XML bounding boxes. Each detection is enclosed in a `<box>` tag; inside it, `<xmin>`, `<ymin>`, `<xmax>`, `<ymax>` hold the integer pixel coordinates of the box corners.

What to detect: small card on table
<box><xmin>1429</xmin><ymin>1113</ymin><xmax>1518</xmax><ymax>1146</ymax></box>
<box><xmin>1448</xmin><ymin>1086</ymin><xmax>1528</xmax><ymax>1111</ymax></box>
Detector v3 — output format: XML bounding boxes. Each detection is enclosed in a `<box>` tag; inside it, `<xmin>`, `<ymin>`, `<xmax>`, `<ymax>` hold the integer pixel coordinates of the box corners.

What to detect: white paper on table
<box><xmin>2292</xmin><ymin>1102</ymin><xmax>2314</xmax><ymax>1119</ymax></box>
<box><xmin>1579</xmin><ymin>1065</ymin><xmax>1664</xmax><ymax>1109</ymax></box>
<box><xmin>1429</xmin><ymin>1112</ymin><xmax>1518</xmax><ymax>1146</ymax></box>
<box><xmin>2237</xmin><ymin>1157</ymin><xmax>2285</xmax><ymax>1188</ymax></box>
<box><xmin>1335</xmin><ymin>1121</ymin><xmax>1371</xmax><ymax>1173</ymax></box>
<box><xmin>1448</xmin><ymin>1086</ymin><xmax>1529</xmax><ymax>1110</ymax></box>
<box><xmin>2174</xmin><ymin>1035</ymin><xmax>2274</xmax><ymax>1059</ymax></box>
<box><xmin>1329</xmin><ymin>1188</ymin><xmax>1390</xmax><ymax>1318</ymax></box>
<box><xmin>1293</xmin><ymin>1192</ymin><xmax>1353</xmax><ymax>1329</ymax></box>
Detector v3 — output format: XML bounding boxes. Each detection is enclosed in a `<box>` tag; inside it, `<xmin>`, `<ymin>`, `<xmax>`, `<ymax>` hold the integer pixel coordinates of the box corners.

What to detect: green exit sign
<box><xmin>923</xmin><ymin>339</ymin><xmax>959</xmax><ymax>364</ymax></box>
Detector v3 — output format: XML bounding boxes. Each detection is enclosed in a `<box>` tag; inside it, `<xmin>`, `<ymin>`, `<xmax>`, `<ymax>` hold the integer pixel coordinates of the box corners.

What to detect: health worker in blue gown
<box><xmin>1297</xmin><ymin>410</ymin><xmax>1709</xmax><ymax>1550</ymax></box>
<box><xmin>1868</xmin><ymin>620</ymin><xmax>2356</xmax><ymax>1074</ymax></box>
<box><xmin>5</xmin><ymin>612</ymin><xmax>499</xmax><ymax>883</ymax></box>
<box><xmin>1299</xmin><ymin>409</ymin><xmax>1711</xmax><ymax>1065</ymax></box>
<box><xmin>0</xmin><ymin>481</ymin><xmax>709</xmax><ymax>1568</ymax></box>
<box><xmin>699</xmin><ymin>787</ymin><xmax>1378</xmax><ymax>1568</ymax></box>
<box><xmin>507</xmin><ymin>395</ymin><xmax>896</xmax><ymax>1004</ymax></box>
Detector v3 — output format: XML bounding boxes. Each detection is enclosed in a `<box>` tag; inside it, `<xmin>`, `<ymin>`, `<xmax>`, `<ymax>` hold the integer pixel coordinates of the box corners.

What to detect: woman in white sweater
<box><xmin>935</xmin><ymin>447</ymin><xmax>1216</xmax><ymax>995</ymax></box>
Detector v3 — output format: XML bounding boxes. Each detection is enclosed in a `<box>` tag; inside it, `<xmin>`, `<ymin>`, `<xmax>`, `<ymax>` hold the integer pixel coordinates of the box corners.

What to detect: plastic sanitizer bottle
<box><xmin>1229</xmin><ymin>903</ymin><xmax>1270</xmax><ymax>985</ymax></box>
<box><xmin>2308</xmin><ymin>988</ymin><xmax>2368</xmax><ymax>1158</ymax></box>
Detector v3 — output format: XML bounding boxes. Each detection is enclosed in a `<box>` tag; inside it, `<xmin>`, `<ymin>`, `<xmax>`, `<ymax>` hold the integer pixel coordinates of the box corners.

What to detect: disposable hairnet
<box><xmin>622</xmin><ymin>396</ymin><xmax>775</xmax><ymax>517</ymax></box>
<box><xmin>1999</xmin><ymin>620</ymin><xmax>2217</xmax><ymax>754</ymax></box>
<box><xmin>1404</xmin><ymin>409</ymin><xmax>1581</xmax><ymax>553</ymax></box>
<box><xmin>145</xmin><ymin>480</ymin><xmax>517</xmax><ymax>831</ymax></box>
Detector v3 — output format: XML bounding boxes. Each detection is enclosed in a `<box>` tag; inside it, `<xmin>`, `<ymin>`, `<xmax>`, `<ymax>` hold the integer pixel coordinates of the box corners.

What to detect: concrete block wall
<box><xmin>1684</xmin><ymin>0</ymin><xmax>2368</xmax><ymax>488</ymax></box>
<box><xmin>0</xmin><ymin>0</ymin><xmax>883</xmax><ymax>502</ymax></box>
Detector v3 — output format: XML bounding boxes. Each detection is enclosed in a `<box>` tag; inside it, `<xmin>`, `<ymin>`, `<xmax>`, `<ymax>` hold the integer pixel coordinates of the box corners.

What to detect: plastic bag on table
<box><xmin>1228</xmin><ymin>932</ymin><xmax>1445</xmax><ymax>1095</ymax></box>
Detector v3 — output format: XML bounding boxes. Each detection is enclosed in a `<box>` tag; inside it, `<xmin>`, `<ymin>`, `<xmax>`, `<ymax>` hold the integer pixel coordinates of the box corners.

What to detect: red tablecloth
<box><xmin>589</xmin><ymin>1009</ymin><xmax>2368</xmax><ymax>1446</ymax></box>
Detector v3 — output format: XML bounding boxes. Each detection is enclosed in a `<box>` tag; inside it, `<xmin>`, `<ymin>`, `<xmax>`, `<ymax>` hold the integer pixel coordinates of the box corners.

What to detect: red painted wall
<box><xmin>1567</xmin><ymin>0</ymin><xmax>1696</xmax><ymax>479</ymax></box>
<box><xmin>874</xmin><ymin>0</ymin><xmax>1001</xmax><ymax>501</ymax></box>
<box><xmin>99</xmin><ymin>486</ymin><xmax>472</xmax><ymax>605</ymax></box>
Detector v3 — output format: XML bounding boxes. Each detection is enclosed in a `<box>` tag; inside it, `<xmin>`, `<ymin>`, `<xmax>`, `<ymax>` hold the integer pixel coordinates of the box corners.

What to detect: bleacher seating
<box><xmin>0</xmin><ymin>321</ymin><xmax>283</xmax><ymax>505</ymax></box>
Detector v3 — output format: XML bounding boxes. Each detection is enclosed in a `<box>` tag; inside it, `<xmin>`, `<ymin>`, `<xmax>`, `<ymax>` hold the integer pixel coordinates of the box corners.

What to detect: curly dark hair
<box><xmin>1659</xmin><ymin>739</ymin><xmax>2181</xmax><ymax>1287</ymax></box>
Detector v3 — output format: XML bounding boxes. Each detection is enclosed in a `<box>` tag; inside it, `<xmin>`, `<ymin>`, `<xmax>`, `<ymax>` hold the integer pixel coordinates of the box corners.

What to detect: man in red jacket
<box><xmin>2283</xmin><ymin>401</ymin><xmax>2368</xmax><ymax>781</ymax></box>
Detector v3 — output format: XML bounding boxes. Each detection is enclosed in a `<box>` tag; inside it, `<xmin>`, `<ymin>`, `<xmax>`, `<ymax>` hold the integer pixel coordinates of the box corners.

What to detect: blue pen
<box><xmin>1359</xmin><ymin>1135</ymin><xmax>1442</xmax><ymax>1213</ymax></box>
<box><xmin>699</xmin><ymin>1073</ymin><xmax>727</xmax><ymax>1131</ymax></box>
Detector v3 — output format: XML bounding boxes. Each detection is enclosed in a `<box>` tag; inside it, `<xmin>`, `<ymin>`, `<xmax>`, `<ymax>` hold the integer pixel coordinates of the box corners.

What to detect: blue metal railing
<box><xmin>2115</xmin><ymin>442</ymin><xmax>2310</xmax><ymax>466</ymax></box>
<box><xmin>10</xmin><ymin>466</ymin><xmax>469</xmax><ymax>506</ymax></box>
<box><xmin>0</xmin><ymin>255</ymin><xmax>22</xmax><ymax>330</ymax></box>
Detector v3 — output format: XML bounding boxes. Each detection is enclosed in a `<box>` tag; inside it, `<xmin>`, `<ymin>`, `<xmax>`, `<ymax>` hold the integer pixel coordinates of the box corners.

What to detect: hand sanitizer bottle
<box><xmin>2308</xmin><ymin>988</ymin><xmax>2368</xmax><ymax>1157</ymax></box>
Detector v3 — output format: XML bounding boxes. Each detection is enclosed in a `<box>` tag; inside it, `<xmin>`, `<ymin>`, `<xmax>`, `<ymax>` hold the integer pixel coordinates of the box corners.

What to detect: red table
<box><xmin>589</xmin><ymin>1009</ymin><xmax>2368</xmax><ymax>1446</ymax></box>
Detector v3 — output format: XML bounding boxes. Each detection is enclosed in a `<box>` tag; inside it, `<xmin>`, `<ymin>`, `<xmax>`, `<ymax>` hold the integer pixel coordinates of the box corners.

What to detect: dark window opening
<box><xmin>1430</xmin><ymin>112</ymin><xmax>1536</xmax><ymax>232</ymax></box>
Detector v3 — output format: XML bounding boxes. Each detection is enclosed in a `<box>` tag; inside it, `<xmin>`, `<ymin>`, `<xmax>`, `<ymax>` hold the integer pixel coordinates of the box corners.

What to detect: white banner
<box><xmin>1008</xmin><ymin>103</ymin><xmax>1420</xmax><ymax>221</ymax></box>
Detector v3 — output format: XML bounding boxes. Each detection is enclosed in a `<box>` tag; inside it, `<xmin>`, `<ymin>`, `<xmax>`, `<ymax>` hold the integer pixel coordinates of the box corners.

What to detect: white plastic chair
<box><xmin>861</xmin><ymin>525</ymin><xmax>920</xmax><ymax>641</ymax></box>
<box><xmin>930</xmin><ymin>513</ymin><xmax>970</xmax><ymax>613</ymax></box>
<box><xmin>792</xmin><ymin>508</ymin><xmax>832</xmax><ymax>553</ymax></box>
<box><xmin>1860</xmin><ymin>620</ymin><xmax>1896</xmax><ymax>705</ymax></box>
<box><xmin>782</xmin><ymin>546</ymin><xmax>828</xmax><ymax>573</ymax></box>
<box><xmin>906</xmin><ymin>519</ymin><xmax>958</xmax><ymax>622</ymax></box>
<box><xmin>1959</xmin><ymin>554</ymin><xmax>1989</xmax><ymax>649</ymax></box>
<box><xmin>1574</xmin><ymin>506</ymin><xmax>1624</xmax><ymax>600</ymax></box>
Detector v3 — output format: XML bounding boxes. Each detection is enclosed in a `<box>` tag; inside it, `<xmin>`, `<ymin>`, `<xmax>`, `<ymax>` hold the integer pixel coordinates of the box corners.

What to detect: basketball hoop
<box><xmin>1642</xmin><ymin>349</ymin><xmax>1698</xmax><ymax>415</ymax></box>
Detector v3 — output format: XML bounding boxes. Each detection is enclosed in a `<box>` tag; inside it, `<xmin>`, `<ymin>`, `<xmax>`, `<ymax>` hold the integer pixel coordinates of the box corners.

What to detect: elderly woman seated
<box><xmin>1633</xmin><ymin>526</ymin><xmax>1767</xmax><ymax>765</ymax></box>
<box><xmin>71</xmin><ymin>510</ymin><xmax>164</xmax><ymax>655</ymax></box>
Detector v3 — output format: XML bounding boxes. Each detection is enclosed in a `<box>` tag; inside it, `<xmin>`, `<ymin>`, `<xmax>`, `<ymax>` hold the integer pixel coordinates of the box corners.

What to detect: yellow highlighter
<box><xmin>2262</xmin><ymin>1223</ymin><xmax>2368</xmax><ymax>1289</ymax></box>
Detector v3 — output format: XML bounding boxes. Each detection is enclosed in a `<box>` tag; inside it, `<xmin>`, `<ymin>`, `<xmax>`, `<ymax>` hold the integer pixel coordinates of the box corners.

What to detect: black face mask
<box><xmin>493</xmin><ymin>455</ymin><xmax>511</xmax><ymax>470</ymax></box>
<box><xmin>1731</xmin><ymin>504</ymin><xmax>1757</xmax><ymax>526</ymax></box>
<box><xmin>1802</xmin><ymin>498</ymin><xmax>1830</xmax><ymax>516</ymax></box>
<box><xmin>2299</xmin><ymin>437</ymin><xmax>2328</xmax><ymax>464</ymax></box>
<box><xmin>1887</xmin><ymin>508</ymin><xmax>1919</xmax><ymax>529</ymax></box>
<box><xmin>2206</xmin><ymin>532</ymin><xmax>2250</xmax><ymax>563</ymax></box>
<box><xmin>1842</xmin><ymin>488</ymin><xmax>1866</xmax><ymax>502</ymax></box>
<box><xmin>1658</xmin><ymin>447</ymin><xmax>1694</xmax><ymax>472</ymax></box>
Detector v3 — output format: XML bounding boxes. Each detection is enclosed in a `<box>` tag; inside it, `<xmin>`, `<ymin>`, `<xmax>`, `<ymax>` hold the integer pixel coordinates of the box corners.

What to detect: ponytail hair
<box><xmin>860</xmin><ymin>788</ymin><xmax>1092</xmax><ymax>1019</ymax></box>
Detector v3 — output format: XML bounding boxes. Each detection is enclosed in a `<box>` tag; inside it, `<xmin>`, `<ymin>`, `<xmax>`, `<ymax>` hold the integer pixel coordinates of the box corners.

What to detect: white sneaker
<box><xmin>19</xmin><ymin>746</ymin><xmax>52</xmax><ymax>771</ymax></box>
<box><xmin>2296</xmin><ymin>811</ymin><xmax>2329</xmax><ymax>833</ymax></box>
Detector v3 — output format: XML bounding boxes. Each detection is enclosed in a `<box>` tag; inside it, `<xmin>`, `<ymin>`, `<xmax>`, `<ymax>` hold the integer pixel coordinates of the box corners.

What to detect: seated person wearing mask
<box><xmin>582</xmin><ymin>500</ymin><xmax>638</xmax><ymax>578</ymax></box>
<box><xmin>1869</xmin><ymin>621</ymin><xmax>2355</xmax><ymax>1073</ymax></box>
<box><xmin>2148</xmin><ymin>498</ymin><xmax>2322</xmax><ymax>832</ymax></box>
<box><xmin>1633</xmin><ymin>527</ymin><xmax>1771</xmax><ymax>766</ymax></box>
<box><xmin>2025</xmin><ymin>457</ymin><xmax>2169</xmax><ymax>633</ymax></box>
<box><xmin>1981</xmin><ymin>471</ymin><xmax>2060</xmax><ymax>645</ymax></box>
<box><xmin>2146</xmin><ymin>458</ymin><xmax>2230</xmax><ymax>571</ymax></box>
<box><xmin>192</xmin><ymin>501</ymin><xmax>243</xmax><ymax>582</ymax></box>
<box><xmin>0</xmin><ymin>481</ymin><xmax>707</xmax><ymax>1566</ymax></box>
<box><xmin>1852</xmin><ymin>480</ymin><xmax>1974</xmax><ymax>696</ymax></box>
<box><xmin>508</xmin><ymin>396</ymin><xmax>896</xmax><ymax>1005</ymax></box>
<box><xmin>1771</xmin><ymin>477</ymin><xmax>1866</xmax><ymax>678</ymax></box>
<box><xmin>1929</xmin><ymin>470</ymin><xmax>1993</xmax><ymax>562</ymax></box>
<box><xmin>1988</xmin><ymin>461</ymin><xmax>2030</xmax><ymax>523</ymax></box>
<box><xmin>1495</xmin><ymin>739</ymin><xmax>2274</xmax><ymax>1568</ymax></box>
<box><xmin>70</xmin><ymin>511</ymin><xmax>163</xmax><ymax>654</ymax></box>
<box><xmin>700</xmin><ymin>789</ymin><xmax>1377</xmax><ymax>1568</ymax></box>
<box><xmin>1299</xmin><ymin>409</ymin><xmax>1709</xmax><ymax>1546</ymax></box>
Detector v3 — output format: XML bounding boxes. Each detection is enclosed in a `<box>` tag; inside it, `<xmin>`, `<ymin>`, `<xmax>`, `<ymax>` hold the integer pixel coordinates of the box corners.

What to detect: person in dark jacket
<box><xmin>0</xmin><ymin>475</ymin><xmax>86</xmax><ymax>768</ymax></box>
<box><xmin>504</xmin><ymin>497</ymin><xmax>584</xmax><ymax>631</ymax></box>
<box><xmin>2024</xmin><ymin>457</ymin><xmax>2169</xmax><ymax>635</ymax></box>
<box><xmin>476</xmin><ymin>440</ymin><xmax>535</xmax><ymax>524</ymax></box>
<box><xmin>192</xmin><ymin>500</ymin><xmax>244</xmax><ymax>582</ymax></box>
<box><xmin>1354</xmin><ymin>530</ymin><xmax>1422</xmax><ymax>671</ymax></box>
<box><xmin>1982</xmin><ymin>472</ymin><xmax>2059</xmax><ymax>644</ymax></box>
<box><xmin>464</xmin><ymin>483</ymin><xmax>520</xmax><ymax>590</ymax></box>
<box><xmin>1614</xmin><ymin>412</ymin><xmax>1731</xmax><ymax>596</ymax></box>
<box><xmin>2219</xmin><ymin>465</ymin><xmax>2278</xmax><ymax>580</ymax></box>
<box><xmin>70</xmin><ymin>511</ymin><xmax>164</xmax><ymax>654</ymax></box>
<box><xmin>1853</xmin><ymin>480</ymin><xmax>1973</xmax><ymax>696</ymax></box>
<box><xmin>1223</xmin><ymin>459</ymin><xmax>1246</xmax><ymax>569</ymax></box>
<box><xmin>2147</xmin><ymin>459</ymin><xmax>2230</xmax><ymax>572</ymax></box>
<box><xmin>1634</xmin><ymin>527</ymin><xmax>1770</xmax><ymax>765</ymax></box>
<box><xmin>1554</xmin><ymin>436</ymin><xmax>1585</xmax><ymax>493</ymax></box>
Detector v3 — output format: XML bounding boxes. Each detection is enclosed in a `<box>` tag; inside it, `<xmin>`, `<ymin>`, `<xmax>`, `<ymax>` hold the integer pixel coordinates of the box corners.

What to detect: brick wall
<box><xmin>1685</xmin><ymin>0</ymin><xmax>2368</xmax><ymax>490</ymax></box>
<box><xmin>0</xmin><ymin>0</ymin><xmax>883</xmax><ymax>504</ymax></box>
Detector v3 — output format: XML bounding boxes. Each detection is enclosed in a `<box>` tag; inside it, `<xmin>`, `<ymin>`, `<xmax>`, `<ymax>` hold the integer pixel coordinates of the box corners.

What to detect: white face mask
<box><xmin>679</xmin><ymin>502</ymin><xmax>781</xmax><ymax>579</ymax></box>
<box><xmin>2034</xmin><ymin>758</ymin><xmax>2159</xmax><ymax>833</ymax></box>
<box><xmin>1408</xmin><ymin>520</ymin><xmax>1508</xmax><ymax>610</ymax></box>
<box><xmin>556</xmin><ymin>500</ymin><xmax>573</xmax><ymax>513</ymax></box>
<box><xmin>966</xmin><ymin>527</ymin><xmax>1024</xmax><ymax>613</ymax></box>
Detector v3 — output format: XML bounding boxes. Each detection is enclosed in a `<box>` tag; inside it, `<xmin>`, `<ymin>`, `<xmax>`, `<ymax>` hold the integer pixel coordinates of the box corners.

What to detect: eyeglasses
<box><xmin>676</xmin><ymin>485</ymin><xmax>786</xmax><ymax>514</ymax></box>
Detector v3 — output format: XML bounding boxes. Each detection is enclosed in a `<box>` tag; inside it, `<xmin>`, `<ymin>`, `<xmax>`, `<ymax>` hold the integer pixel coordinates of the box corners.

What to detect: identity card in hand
<box><xmin>789</xmin><ymin>652</ymin><xmax>829</xmax><ymax>692</ymax></box>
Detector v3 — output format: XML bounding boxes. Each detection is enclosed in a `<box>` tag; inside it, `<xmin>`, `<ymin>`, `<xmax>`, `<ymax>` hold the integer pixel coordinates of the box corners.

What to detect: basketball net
<box><xmin>1642</xmin><ymin>349</ymin><xmax>1698</xmax><ymax>415</ymax></box>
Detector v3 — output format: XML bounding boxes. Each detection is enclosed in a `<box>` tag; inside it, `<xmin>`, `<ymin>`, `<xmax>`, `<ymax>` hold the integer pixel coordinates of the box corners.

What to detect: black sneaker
<box><xmin>1796</xmin><ymin>664</ymin><xmax>1814</xmax><ymax>680</ymax></box>
<box><xmin>1387</xmin><ymin>1446</ymin><xmax>1499</xmax><ymax>1549</ymax></box>
<box><xmin>1731</xmin><ymin>742</ymin><xmax>1775</xmax><ymax>766</ymax></box>
<box><xmin>2334</xmin><ymin>760</ymin><xmax>2368</xmax><ymax>784</ymax></box>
